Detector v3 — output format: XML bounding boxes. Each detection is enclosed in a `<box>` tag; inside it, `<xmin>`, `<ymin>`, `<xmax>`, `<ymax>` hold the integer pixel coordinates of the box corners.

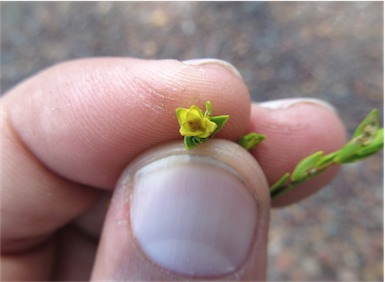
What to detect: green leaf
<box><xmin>353</xmin><ymin>109</ymin><xmax>380</xmax><ymax>139</ymax></box>
<box><xmin>291</xmin><ymin>151</ymin><xmax>324</xmax><ymax>182</ymax></box>
<box><xmin>316</xmin><ymin>151</ymin><xmax>338</xmax><ymax>167</ymax></box>
<box><xmin>334</xmin><ymin>110</ymin><xmax>383</xmax><ymax>163</ymax></box>
<box><xmin>334</xmin><ymin>141</ymin><xmax>363</xmax><ymax>163</ymax></box>
<box><xmin>357</xmin><ymin>128</ymin><xmax>384</xmax><ymax>156</ymax></box>
<box><xmin>342</xmin><ymin>128</ymin><xmax>384</xmax><ymax>161</ymax></box>
<box><xmin>205</xmin><ymin>101</ymin><xmax>213</xmax><ymax>116</ymax></box>
<box><xmin>211</xmin><ymin>115</ymin><xmax>230</xmax><ymax>135</ymax></box>
<box><xmin>184</xmin><ymin>136</ymin><xmax>201</xmax><ymax>150</ymax></box>
<box><xmin>347</xmin><ymin>109</ymin><xmax>381</xmax><ymax>158</ymax></box>
<box><xmin>238</xmin><ymin>133</ymin><xmax>266</xmax><ymax>150</ymax></box>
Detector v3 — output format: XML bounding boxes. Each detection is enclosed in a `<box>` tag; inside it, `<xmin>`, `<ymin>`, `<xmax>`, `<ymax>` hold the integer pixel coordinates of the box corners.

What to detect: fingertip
<box><xmin>3</xmin><ymin>58</ymin><xmax>251</xmax><ymax>189</ymax></box>
<box><xmin>248</xmin><ymin>99</ymin><xmax>347</xmax><ymax>205</ymax></box>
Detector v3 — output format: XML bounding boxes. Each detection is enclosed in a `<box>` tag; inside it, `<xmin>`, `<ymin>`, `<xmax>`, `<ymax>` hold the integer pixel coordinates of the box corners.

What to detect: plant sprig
<box><xmin>176</xmin><ymin>102</ymin><xmax>383</xmax><ymax>200</ymax></box>
<box><xmin>237</xmin><ymin>132</ymin><xmax>266</xmax><ymax>150</ymax></box>
<box><xmin>269</xmin><ymin>109</ymin><xmax>383</xmax><ymax>199</ymax></box>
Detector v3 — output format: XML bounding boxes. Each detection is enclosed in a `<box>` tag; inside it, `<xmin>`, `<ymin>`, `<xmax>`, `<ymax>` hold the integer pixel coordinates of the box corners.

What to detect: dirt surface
<box><xmin>1</xmin><ymin>2</ymin><xmax>383</xmax><ymax>281</ymax></box>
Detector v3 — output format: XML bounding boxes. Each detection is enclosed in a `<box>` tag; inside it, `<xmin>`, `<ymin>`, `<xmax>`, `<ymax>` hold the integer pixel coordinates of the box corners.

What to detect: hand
<box><xmin>1</xmin><ymin>58</ymin><xmax>346</xmax><ymax>280</ymax></box>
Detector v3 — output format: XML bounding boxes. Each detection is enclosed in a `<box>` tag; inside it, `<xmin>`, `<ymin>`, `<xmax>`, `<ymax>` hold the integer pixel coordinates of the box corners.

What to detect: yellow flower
<box><xmin>176</xmin><ymin>105</ymin><xmax>217</xmax><ymax>138</ymax></box>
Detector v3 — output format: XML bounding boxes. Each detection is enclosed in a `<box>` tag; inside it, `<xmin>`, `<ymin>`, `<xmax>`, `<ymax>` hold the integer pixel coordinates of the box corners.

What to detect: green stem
<box><xmin>270</xmin><ymin>161</ymin><xmax>336</xmax><ymax>199</ymax></box>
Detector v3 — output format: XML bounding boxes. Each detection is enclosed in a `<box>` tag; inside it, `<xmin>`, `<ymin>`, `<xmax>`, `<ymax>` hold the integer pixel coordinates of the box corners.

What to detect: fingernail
<box><xmin>183</xmin><ymin>58</ymin><xmax>243</xmax><ymax>79</ymax></box>
<box><xmin>130</xmin><ymin>155</ymin><xmax>257</xmax><ymax>277</ymax></box>
<box><xmin>259</xmin><ymin>98</ymin><xmax>336</xmax><ymax>113</ymax></box>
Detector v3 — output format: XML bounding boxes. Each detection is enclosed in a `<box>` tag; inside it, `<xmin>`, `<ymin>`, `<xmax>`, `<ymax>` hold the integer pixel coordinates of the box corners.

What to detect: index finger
<box><xmin>3</xmin><ymin>58</ymin><xmax>250</xmax><ymax>189</ymax></box>
<box><xmin>2</xmin><ymin>57</ymin><xmax>250</xmax><ymax>245</ymax></box>
<box><xmin>1</xmin><ymin>58</ymin><xmax>252</xmax><ymax>280</ymax></box>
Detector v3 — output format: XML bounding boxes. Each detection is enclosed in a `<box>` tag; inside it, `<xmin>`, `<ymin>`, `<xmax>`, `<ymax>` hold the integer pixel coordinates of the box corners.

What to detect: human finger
<box><xmin>248</xmin><ymin>99</ymin><xmax>347</xmax><ymax>207</ymax></box>
<box><xmin>1</xmin><ymin>58</ymin><xmax>251</xmax><ymax>280</ymax></box>
<box><xmin>3</xmin><ymin>58</ymin><xmax>250</xmax><ymax>189</ymax></box>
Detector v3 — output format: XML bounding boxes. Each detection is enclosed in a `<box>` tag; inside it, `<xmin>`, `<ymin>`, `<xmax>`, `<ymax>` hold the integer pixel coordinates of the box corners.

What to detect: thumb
<box><xmin>91</xmin><ymin>140</ymin><xmax>270</xmax><ymax>281</ymax></box>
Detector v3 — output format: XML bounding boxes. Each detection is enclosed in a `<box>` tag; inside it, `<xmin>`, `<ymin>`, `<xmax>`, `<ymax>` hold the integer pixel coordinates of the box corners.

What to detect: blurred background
<box><xmin>1</xmin><ymin>2</ymin><xmax>383</xmax><ymax>281</ymax></box>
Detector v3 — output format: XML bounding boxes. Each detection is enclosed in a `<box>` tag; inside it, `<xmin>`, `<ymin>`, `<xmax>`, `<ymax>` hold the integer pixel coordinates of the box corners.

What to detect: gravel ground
<box><xmin>1</xmin><ymin>2</ymin><xmax>383</xmax><ymax>281</ymax></box>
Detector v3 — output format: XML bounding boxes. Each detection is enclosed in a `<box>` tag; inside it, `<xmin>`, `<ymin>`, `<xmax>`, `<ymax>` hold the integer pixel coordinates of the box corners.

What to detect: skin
<box><xmin>1</xmin><ymin>58</ymin><xmax>346</xmax><ymax>280</ymax></box>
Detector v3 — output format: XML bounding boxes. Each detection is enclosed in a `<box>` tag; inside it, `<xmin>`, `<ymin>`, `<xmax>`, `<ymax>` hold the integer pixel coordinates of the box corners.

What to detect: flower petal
<box><xmin>198</xmin><ymin>118</ymin><xmax>217</xmax><ymax>138</ymax></box>
<box><xmin>176</xmin><ymin>108</ymin><xmax>189</xmax><ymax>127</ymax></box>
<box><xmin>180</xmin><ymin>126</ymin><xmax>203</xmax><ymax>137</ymax></box>
<box><xmin>186</xmin><ymin>106</ymin><xmax>204</xmax><ymax>121</ymax></box>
